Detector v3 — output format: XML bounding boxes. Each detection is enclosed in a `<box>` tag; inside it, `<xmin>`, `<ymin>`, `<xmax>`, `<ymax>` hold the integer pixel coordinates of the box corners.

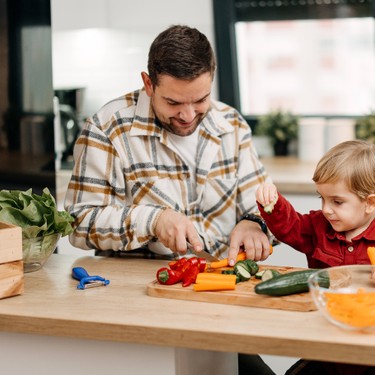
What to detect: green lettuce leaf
<box><xmin>0</xmin><ymin>188</ymin><xmax>74</xmax><ymax>238</ymax></box>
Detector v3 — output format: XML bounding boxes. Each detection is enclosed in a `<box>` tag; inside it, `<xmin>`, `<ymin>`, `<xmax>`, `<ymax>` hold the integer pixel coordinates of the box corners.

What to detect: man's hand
<box><xmin>227</xmin><ymin>220</ymin><xmax>272</xmax><ymax>266</ymax></box>
<box><xmin>154</xmin><ymin>208</ymin><xmax>203</xmax><ymax>254</ymax></box>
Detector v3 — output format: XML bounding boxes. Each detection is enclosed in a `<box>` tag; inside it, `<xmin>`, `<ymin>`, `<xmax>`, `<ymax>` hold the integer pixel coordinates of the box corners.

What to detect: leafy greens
<box><xmin>0</xmin><ymin>188</ymin><xmax>74</xmax><ymax>238</ymax></box>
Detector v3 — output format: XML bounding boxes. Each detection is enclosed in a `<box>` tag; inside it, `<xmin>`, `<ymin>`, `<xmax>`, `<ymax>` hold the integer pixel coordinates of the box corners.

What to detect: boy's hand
<box><xmin>256</xmin><ymin>183</ymin><xmax>278</xmax><ymax>213</ymax></box>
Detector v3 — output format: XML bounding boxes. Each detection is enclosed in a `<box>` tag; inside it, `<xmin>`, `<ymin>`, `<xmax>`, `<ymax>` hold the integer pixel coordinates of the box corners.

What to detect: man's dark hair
<box><xmin>147</xmin><ymin>25</ymin><xmax>216</xmax><ymax>86</ymax></box>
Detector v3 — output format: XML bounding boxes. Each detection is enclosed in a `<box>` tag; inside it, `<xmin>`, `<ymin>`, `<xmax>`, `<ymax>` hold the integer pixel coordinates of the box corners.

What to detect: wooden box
<box><xmin>0</xmin><ymin>222</ymin><xmax>24</xmax><ymax>299</ymax></box>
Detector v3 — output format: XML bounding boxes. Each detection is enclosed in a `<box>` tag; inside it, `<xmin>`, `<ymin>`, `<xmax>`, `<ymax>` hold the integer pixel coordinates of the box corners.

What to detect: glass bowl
<box><xmin>308</xmin><ymin>265</ymin><xmax>375</xmax><ymax>332</ymax></box>
<box><xmin>22</xmin><ymin>233</ymin><xmax>60</xmax><ymax>272</ymax></box>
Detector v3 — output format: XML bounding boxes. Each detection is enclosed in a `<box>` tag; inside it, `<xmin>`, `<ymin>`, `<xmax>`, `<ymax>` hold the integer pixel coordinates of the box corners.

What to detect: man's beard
<box><xmin>153</xmin><ymin>107</ymin><xmax>208</xmax><ymax>136</ymax></box>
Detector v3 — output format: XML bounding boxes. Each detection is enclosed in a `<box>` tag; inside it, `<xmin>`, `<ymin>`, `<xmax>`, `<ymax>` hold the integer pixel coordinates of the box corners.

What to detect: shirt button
<box><xmin>348</xmin><ymin>246</ymin><xmax>354</xmax><ymax>252</ymax></box>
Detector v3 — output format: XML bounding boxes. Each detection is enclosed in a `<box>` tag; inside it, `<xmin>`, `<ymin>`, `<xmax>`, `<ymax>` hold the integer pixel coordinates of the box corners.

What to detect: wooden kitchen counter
<box><xmin>0</xmin><ymin>254</ymin><xmax>374</xmax><ymax>369</ymax></box>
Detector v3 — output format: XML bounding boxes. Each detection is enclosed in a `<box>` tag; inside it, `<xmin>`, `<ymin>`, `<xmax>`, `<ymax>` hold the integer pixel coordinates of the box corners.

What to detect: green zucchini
<box><xmin>261</xmin><ymin>269</ymin><xmax>281</xmax><ymax>281</ymax></box>
<box><xmin>221</xmin><ymin>269</ymin><xmax>236</xmax><ymax>275</ymax></box>
<box><xmin>244</xmin><ymin>259</ymin><xmax>259</xmax><ymax>275</ymax></box>
<box><xmin>234</xmin><ymin>263</ymin><xmax>251</xmax><ymax>281</ymax></box>
<box><xmin>254</xmin><ymin>269</ymin><xmax>330</xmax><ymax>296</ymax></box>
<box><xmin>255</xmin><ymin>270</ymin><xmax>265</xmax><ymax>279</ymax></box>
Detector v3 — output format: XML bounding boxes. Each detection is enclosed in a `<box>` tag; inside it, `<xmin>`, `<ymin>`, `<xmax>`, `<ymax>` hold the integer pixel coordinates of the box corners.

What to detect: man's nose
<box><xmin>179</xmin><ymin>105</ymin><xmax>195</xmax><ymax>123</ymax></box>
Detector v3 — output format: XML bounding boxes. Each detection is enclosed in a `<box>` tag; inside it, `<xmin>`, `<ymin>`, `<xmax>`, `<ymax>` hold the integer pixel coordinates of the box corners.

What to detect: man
<box><xmin>65</xmin><ymin>23</ymin><xmax>275</xmax><ymax>375</ymax></box>
<box><xmin>65</xmin><ymin>25</ymin><xmax>273</xmax><ymax>266</ymax></box>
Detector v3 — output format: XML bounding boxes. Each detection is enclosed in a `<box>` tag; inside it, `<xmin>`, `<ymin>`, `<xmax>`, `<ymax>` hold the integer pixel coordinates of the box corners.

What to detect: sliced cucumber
<box><xmin>261</xmin><ymin>269</ymin><xmax>281</xmax><ymax>281</ymax></box>
<box><xmin>234</xmin><ymin>263</ymin><xmax>251</xmax><ymax>281</ymax></box>
<box><xmin>221</xmin><ymin>269</ymin><xmax>236</xmax><ymax>275</ymax></box>
<box><xmin>244</xmin><ymin>259</ymin><xmax>259</xmax><ymax>275</ymax></box>
<box><xmin>255</xmin><ymin>270</ymin><xmax>265</xmax><ymax>279</ymax></box>
<box><xmin>234</xmin><ymin>260</ymin><xmax>250</xmax><ymax>271</ymax></box>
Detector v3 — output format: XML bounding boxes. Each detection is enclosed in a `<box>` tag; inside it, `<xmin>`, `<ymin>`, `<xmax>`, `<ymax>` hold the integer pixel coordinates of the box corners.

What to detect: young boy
<box><xmin>256</xmin><ymin>140</ymin><xmax>375</xmax><ymax>268</ymax></box>
<box><xmin>256</xmin><ymin>140</ymin><xmax>375</xmax><ymax>375</ymax></box>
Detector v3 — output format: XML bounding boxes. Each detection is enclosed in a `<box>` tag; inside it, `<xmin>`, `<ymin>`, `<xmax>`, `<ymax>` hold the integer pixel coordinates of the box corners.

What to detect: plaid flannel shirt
<box><xmin>64</xmin><ymin>89</ymin><xmax>270</xmax><ymax>258</ymax></box>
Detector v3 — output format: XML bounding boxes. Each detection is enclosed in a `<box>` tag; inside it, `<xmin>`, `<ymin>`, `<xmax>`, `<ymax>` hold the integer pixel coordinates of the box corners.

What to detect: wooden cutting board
<box><xmin>147</xmin><ymin>265</ymin><xmax>316</xmax><ymax>312</ymax></box>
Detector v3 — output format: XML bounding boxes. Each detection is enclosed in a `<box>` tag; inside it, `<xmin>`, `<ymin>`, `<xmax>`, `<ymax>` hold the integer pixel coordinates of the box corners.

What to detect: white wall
<box><xmin>51</xmin><ymin>0</ymin><xmax>215</xmax><ymax>118</ymax></box>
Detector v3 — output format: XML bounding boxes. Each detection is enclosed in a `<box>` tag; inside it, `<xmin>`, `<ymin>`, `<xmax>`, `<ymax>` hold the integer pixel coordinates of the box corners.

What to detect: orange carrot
<box><xmin>194</xmin><ymin>272</ymin><xmax>237</xmax><ymax>292</ymax></box>
<box><xmin>367</xmin><ymin>247</ymin><xmax>375</xmax><ymax>265</ymax></box>
<box><xmin>210</xmin><ymin>252</ymin><xmax>246</xmax><ymax>269</ymax></box>
<box><xmin>209</xmin><ymin>245</ymin><xmax>273</xmax><ymax>269</ymax></box>
<box><xmin>196</xmin><ymin>273</ymin><xmax>237</xmax><ymax>283</ymax></box>
<box><xmin>326</xmin><ymin>289</ymin><xmax>375</xmax><ymax>328</ymax></box>
<box><xmin>193</xmin><ymin>280</ymin><xmax>236</xmax><ymax>292</ymax></box>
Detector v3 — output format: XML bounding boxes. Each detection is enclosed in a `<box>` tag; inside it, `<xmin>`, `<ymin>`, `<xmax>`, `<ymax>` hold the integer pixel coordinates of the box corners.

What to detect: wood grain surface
<box><xmin>0</xmin><ymin>260</ymin><xmax>24</xmax><ymax>299</ymax></box>
<box><xmin>147</xmin><ymin>265</ymin><xmax>316</xmax><ymax>312</ymax></box>
<box><xmin>1</xmin><ymin>255</ymin><xmax>375</xmax><ymax>366</ymax></box>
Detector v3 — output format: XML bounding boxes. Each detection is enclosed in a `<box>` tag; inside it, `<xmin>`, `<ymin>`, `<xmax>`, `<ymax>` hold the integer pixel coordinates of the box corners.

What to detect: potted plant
<box><xmin>355</xmin><ymin>111</ymin><xmax>375</xmax><ymax>143</ymax></box>
<box><xmin>254</xmin><ymin>109</ymin><xmax>299</xmax><ymax>156</ymax></box>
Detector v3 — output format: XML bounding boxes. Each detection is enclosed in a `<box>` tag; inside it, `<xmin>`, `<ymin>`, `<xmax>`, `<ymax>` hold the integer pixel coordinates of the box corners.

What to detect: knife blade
<box><xmin>186</xmin><ymin>241</ymin><xmax>218</xmax><ymax>262</ymax></box>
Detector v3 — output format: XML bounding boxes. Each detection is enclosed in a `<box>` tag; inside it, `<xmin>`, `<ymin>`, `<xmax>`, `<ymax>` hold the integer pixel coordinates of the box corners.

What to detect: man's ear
<box><xmin>365</xmin><ymin>194</ymin><xmax>375</xmax><ymax>213</ymax></box>
<box><xmin>141</xmin><ymin>72</ymin><xmax>153</xmax><ymax>96</ymax></box>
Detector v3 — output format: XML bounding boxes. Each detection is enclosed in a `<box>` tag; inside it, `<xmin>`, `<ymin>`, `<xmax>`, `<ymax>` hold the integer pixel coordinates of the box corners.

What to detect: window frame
<box><xmin>212</xmin><ymin>0</ymin><xmax>375</xmax><ymax>125</ymax></box>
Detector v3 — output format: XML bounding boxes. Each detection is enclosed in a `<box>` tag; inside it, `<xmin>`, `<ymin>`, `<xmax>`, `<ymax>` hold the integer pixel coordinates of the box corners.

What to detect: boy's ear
<box><xmin>366</xmin><ymin>194</ymin><xmax>375</xmax><ymax>213</ymax></box>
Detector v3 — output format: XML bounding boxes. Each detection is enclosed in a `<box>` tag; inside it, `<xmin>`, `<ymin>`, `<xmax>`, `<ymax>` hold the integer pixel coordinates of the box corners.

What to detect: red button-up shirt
<box><xmin>258</xmin><ymin>193</ymin><xmax>375</xmax><ymax>268</ymax></box>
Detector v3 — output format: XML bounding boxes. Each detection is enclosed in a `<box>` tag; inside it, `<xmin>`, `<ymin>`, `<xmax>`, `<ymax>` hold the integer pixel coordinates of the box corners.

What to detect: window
<box><xmin>213</xmin><ymin>0</ymin><xmax>375</xmax><ymax>120</ymax></box>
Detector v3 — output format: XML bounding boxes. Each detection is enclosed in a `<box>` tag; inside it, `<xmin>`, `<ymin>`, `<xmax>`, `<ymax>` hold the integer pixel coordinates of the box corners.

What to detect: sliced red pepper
<box><xmin>156</xmin><ymin>267</ymin><xmax>183</xmax><ymax>285</ymax></box>
<box><xmin>182</xmin><ymin>264</ymin><xmax>200</xmax><ymax>287</ymax></box>
<box><xmin>188</xmin><ymin>257</ymin><xmax>199</xmax><ymax>266</ymax></box>
<box><xmin>168</xmin><ymin>260</ymin><xmax>178</xmax><ymax>270</ymax></box>
<box><xmin>197</xmin><ymin>258</ymin><xmax>207</xmax><ymax>272</ymax></box>
<box><xmin>169</xmin><ymin>257</ymin><xmax>188</xmax><ymax>271</ymax></box>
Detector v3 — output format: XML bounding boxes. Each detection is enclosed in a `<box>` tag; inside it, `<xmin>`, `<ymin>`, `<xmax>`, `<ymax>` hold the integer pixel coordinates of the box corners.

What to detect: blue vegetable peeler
<box><xmin>72</xmin><ymin>267</ymin><xmax>110</xmax><ymax>290</ymax></box>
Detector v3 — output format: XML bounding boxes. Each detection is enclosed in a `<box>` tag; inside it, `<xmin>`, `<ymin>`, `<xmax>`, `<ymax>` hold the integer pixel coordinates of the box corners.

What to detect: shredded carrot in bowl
<box><xmin>325</xmin><ymin>288</ymin><xmax>375</xmax><ymax>328</ymax></box>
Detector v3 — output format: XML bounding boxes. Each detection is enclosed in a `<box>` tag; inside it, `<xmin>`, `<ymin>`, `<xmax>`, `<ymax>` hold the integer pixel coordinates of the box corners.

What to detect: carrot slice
<box><xmin>195</xmin><ymin>273</ymin><xmax>237</xmax><ymax>283</ymax></box>
<box><xmin>367</xmin><ymin>247</ymin><xmax>375</xmax><ymax>265</ymax></box>
<box><xmin>193</xmin><ymin>280</ymin><xmax>236</xmax><ymax>291</ymax></box>
<box><xmin>209</xmin><ymin>245</ymin><xmax>273</xmax><ymax>269</ymax></box>
<box><xmin>210</xmin><ymin>252</ymin><xmax>246</xmax><ymax>269</ymax></box>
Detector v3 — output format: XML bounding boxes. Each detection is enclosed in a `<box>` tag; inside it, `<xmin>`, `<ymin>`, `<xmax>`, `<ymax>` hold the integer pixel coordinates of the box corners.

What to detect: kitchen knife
<box><xmin>186</xmin><ymin>241</ymin><xmax>218</xmax><ymax>262</ymax></box>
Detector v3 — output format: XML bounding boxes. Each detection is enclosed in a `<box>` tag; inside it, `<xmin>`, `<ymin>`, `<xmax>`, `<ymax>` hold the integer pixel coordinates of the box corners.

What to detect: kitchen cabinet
<box><xmin>0</xmin><ymin>0</ymin><xmax>56</xmax><ymax>195</ymax></box>
<box><xmin>0</xmin><ymin>150</ymin><xmax>55</xmax><ymax>195</ymax></box>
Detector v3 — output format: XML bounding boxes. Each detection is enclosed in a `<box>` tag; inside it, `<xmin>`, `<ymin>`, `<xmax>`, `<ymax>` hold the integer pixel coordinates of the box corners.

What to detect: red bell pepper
<box><xmin>156</xmin><ymin>267</ymin><xmax>183</xmax><ymax>285</ymax></box>
<box><xmin>187</xmin><ymin>256</ymin><xmax>199</xmax><ymax>266</ymax></box>
<box><xmin>197</xmin><ymin>258</ymin><xmax>207</xmax><ymax>272</ymax></box>
<box><xmin>182</xmin><ymin>264</ymin><xmax>200</xmax><ymax>287</ymax></box>
<box><xmin>169</xmin><ymin>257</ymin><xmax>188</xmax><ymax>271</ymax></box>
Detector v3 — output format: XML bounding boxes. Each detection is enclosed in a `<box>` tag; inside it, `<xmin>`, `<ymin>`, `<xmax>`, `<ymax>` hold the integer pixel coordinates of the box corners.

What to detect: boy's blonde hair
<box><xmin>313</xmin><ymin>140</ymin><xmax>375</xmax><ymax>200</ymax></box>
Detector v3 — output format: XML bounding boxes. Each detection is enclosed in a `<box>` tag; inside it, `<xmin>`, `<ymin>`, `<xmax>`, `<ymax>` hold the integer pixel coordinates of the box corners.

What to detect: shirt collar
<box><xmin>326</xmin><ymin>218</ymin><xmax>375</xmax><ymax>241</ymax></box>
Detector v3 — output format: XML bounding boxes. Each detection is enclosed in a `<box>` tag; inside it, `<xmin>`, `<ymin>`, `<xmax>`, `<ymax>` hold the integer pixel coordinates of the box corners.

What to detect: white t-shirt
<box><xmin>167</xmin><ymin>129</ymin><xmax>199</xmax><ymax>190</ymax></box>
